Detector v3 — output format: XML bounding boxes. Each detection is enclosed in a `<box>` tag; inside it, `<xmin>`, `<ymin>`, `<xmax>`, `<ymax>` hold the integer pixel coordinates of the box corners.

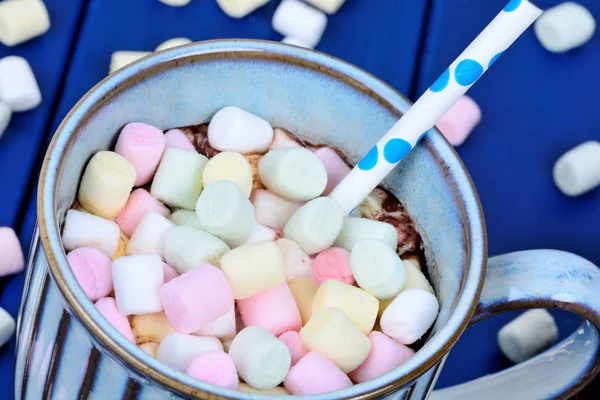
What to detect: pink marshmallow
<box><xmin>115</xmin><ymin>189</ymin><xmax>170</xmax><ymax>237</ymax></box>
<box><xmin>313</xmin><ymin>247</ymin><xmax>354</xmax><ymax>285</ymax></box>
<box><xmin>278</xmin><ymin>331</ymin><xmax>308</xmax><ymax>366</ymax></box>
<box><xmin>0</xmin><ymin>227</ymin><xmax>24</xmax><ymax>277</ymax></box>
<box><xmin>67</xmin><ymin>247</ymin><xmax>113</xmax><ymax>301</ymax></box>
<box><xmin>237</xmin><ymin>282</ymin><xmax>301</xmax><ymax>337</ymax></box>
<box><xmin>115</xmin><ymin>122</ymin><xmax>166</xmax><ymax>186</ymax></box>
<box><xmin>314</xmin><ymin>147</ymin><xmax>351</xmax><ymax>195</ymax></box>
<box><xmin>162</xmin><ymin>262</ymin><xmax>179</xmax><ymax>283</ymax></box>
<box><xmin>348</xmin><ymin>331</ymin><xmax>415</xmax><ymax>383</ymax></box>
<box><xmin>185</xmin><ymin>350</ymin><xmax>239</xmax><ymax>389</ymax></box>
<box><xmin>251</xmin><ymin>189</ymin><xmax>303</xmax><ymax>231</ymax></box>
<box><xmin>435</xmin><ymin>95</ymin><xmax>481</xmax><ymax>146</ymax></box>
<box><xmin>164</xmin><ymin>129</ymin><xmax>196</xmax><ymax>152</ymax></box>
<box><xmin>161</xmin><ymin>264</ymin><xmax>234</xmax><ymax>334</ymax></box>
<box><xmin>95</xmin><ymin>297</ymin><xmax>135</xmax><ymax>343</ymax></box>
<box><xmin>284</xmin><ymin>351</ymin><xmax>352</xmax><ymax>395</ymax></box>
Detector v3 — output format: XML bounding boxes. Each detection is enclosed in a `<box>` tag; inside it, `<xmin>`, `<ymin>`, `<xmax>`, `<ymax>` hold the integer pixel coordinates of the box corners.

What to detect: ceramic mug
<box><xmin>16</xmin><ymin>40</ymin><xmax>600</xmax><ymax>399</ymax></box>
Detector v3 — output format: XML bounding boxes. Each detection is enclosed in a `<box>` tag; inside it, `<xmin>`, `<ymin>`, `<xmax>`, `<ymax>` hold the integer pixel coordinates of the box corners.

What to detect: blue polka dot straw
<box><xmin>329</xmin><ymin>0</ymin><xmax>543</xmax><ymax>214</ymax></box>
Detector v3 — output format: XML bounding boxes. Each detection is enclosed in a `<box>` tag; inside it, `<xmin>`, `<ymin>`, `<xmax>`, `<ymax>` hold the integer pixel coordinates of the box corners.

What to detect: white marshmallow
<box><xmin>151</xmin><ymin>148</ymin><xmax>209</xmax><ymax>210</ymax></box>
<box><xmin>62</xmin><ymin>210</ymin><xmax>120</xmax><ymax>258</ymax></box>
<box><xmin>498</xmin><ymin>309</ymin><xmax>558</xmax><ymax>363</ymax></box>
<box><xmin>534</xmin><ymin>2</ymin><xmax>595</xmax><ymax>53</ymax></box>
<box><xmin>272</xmin><ymin>0</ymin><xmax>328</xmax><ymax>48</ymax></box>
<box><xmin>195</xmin><ymin>307</ymin><xmax>236</xmax><ymax>340</ymax></box>
<box><xmin>251</xmin><ymin>189</ymin><xmax>303</xmax><ymax>231</ymax></box>
<box><xmin>334</xmin><ymin>216</ymin><xmax>398</xmax><ymax>252</ymax></box>
<box><xmin>269</xmin><ymin>128</ymin><xmax>302</xmax><ymax>150</ymax></box>
<box><xmin>0</xmin><ymin>0</ymin><xmax>50</xmax><ymax>46</ymax></box>
<box><xmin>202</xmin><ymin>151</ymin><xmax>253</xmax><ymax>197</ymax></box>
<box><xmin>195</xmin><ymin>180</ymin><xmax>255</xmax><ymax>247</ymax></box>
<box><xmin>281</xmin><ymin>36</ymin><xmax>312</xmax><ymax>49</ymax></box>
<box><xmin>229</xmin><ymin>326</ymin><xmax>291</xmax><ymax>390</ymax></box>
<box><xmin>259</xmin><ymin>147</ymin><xmax>327</xmax><ymax>201</ymax></box>
<box><xmin>126</xmin><ymin>211</ymin><xmax>175</xmax><ymax>259</ymax></box>
<box><xmin>0</xmin><ymin>102</ymin><xmax>11</xmax><ymax>140</ymax></box>
<box><xmin>155</xmin><ymin>38</ymin><xmax>192</xmax><ymax>51</ymax></box>
<box><xmin>157</xmin><ymin>333</ymin><xmax>223</xmax><ymax>372</ymax></box>
<box><xmin>275</xmin><ymin>238</ymin><xmax>314</xmax><ymax>280</ymax></box>
<box><xmin>304</xmin><ymin>0</ymin><xmax>346</xmax><ymax>14</ymax></box>
<box><xmin>216</xmin><ymin>0</ymin><xmax>270</xmax><ymax>18</ymax></box>
<box><xmin>0</xmin><ymin>307</ymin><xmax>15</xmax><ymax>348</ymax></box>
<box><xmin>380</xmin><ymin>289</ymin><xmax>439</xmax><ymax>345</ymax></box>
<box><xmin>402</xmin><ymin>259</ymin><xmax>434</xmax><ymax>294</ymax></box>
<box><xmin>553</xmin><ymin>141</ymin><xmax>600</xmax><ymax>196</ymax></box>
<box><xmin>0</xmin><ymin>56</ymin><xmax>42</xmax><ymax>112</ymax></box>
<box><xmin>109</xmin><ymin>51</ymin><xmax>151</xmax><ymax>74</ymax></box>
<box><xmin>163</xmin><ymin>225</ymin><xmax>230</xmax><ymax>273</ymax></box>
<box><xmin>112</xmin><ymin>254</ymin><xmax>164</xmax><ymax>315</ymax></box>
<box><xmin>170</xmin><ymin>209</ymin><xmax>203</xmax><ymax>229</ymax></box>
<box><xmin>208</xmin><ymin>106</ymin><xmax>274</xmax><ymax>154</ymax></box>
<box><xmin>283</xmin><ymin>197</ymin><xmax>344</xmax><ymax>255</ymax></box>
<box><xmin>351</xmin><ymin>239</ymin><xmax>405</xmax><ymax>300</ymax></box>
<box><xmin>245</xmin><ymin>223</ymin><xmax>277</xmax><ymax>244</ymax></box>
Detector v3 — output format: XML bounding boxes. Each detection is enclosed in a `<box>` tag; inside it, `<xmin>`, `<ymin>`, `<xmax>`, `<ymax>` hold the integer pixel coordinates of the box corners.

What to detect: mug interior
<box><xmin>39</xmin><ymin>40</ymin><xmax>486</xmax><ymax>398</ymax></box>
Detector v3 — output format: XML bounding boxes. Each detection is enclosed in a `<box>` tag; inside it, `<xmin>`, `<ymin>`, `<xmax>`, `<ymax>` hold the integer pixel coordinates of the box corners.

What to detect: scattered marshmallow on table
<box><xmin>435</xmin><ymin>95</ymin><xmax>481</xmax><ymax>147</ymax></box>
<box><xmin>185</xmin><ymin>350</ymin><xmax>239</xmax><ymax>389</ymax></box>
<box><xmin>130</xmin><ymin>312</ymin><xmax>175</xmax><ymax>344</ymax></box>
<box><xmin>275</xmin><ymin>238</ymin><xmax>314</xmax><ymax>280</ymax></box>
<box><xmin>67</xmin><ymin>247</ymin><xmax>113</xmax><ymax>301</ymax></box>
<box><xmin>216</xmin><ymin>0</ymin><xmax>270</xmax><ymax>18</ymax></box>
<box><xmin>157</xmin><ymin>333</ymin><xmax>223</xmax><ymax>372</ymax></box>
<box><xmin>498</xmin><ymin>309</ymin><xmax>558</xmax><ymax>363</ymax></box>
<box><xmin>281</xmin><ymin>36</ymin><xmax>313</xmax><ymax>49</ymax></box>
<box><xmin>272</xmin><ymin>0</ymin><xmax>328</xmax><ymax>49</ymax></box>
<box><xmin>139</xmin><ymin>342</ymin><xmax>159</xmax><ymax>358</ymax></box>
<box><xmin>62</xmin><ymin>210</ymin><xmax>120</xmax><ymax>258</ymax></box>
<box><xmin>202</xmin><ymin>151</ymin><xmax>253</xmax><ymax>197</ymax></box>
<box><xmin>301</xmin><ymin>308</ymin><xmax>371</xmax><ymax>373</ymax></box>
<box><xmin>283</xmin><ymin>197</ymin><xmax>344</xmax><ymax>255</ymax></box>
<box><xmin>151</xmin><ymin>148</ymin><xmax>209</xmax><ymax>209</ymax></box>
<box><xmin>0</xmin><ymin>102</ymin><xmax>12</xmax><ymax>141</ymax></box>
<box><xmin>334</xmin><ymin>216</ymin><xmax>398</xmax><ymax>252</ymax></box>
<box><xmin>402</xmin><ymin>259</ymin><xmax>434</xmax><ymax>294</ymax></box>
<box><xmin>313</xmin><ymin>247</ymin><xmax>353</xmax><ymax>285</ymax></box>
<box><xmin>95</xmin><ymin>297</ymin><xmax>135</xmax><ymax>343</ymax></box>
<box><xmin>278</xmin><ymin>331</ymin><xmax>308</xmax><ymax>366</ymax></box>
<box><xmin>229</xmin><ymin>326</ymin><xmax>291</xmax><ymax>390</ymax></box>
<box><xmin>163</xmin><ymin>225</ymin><xmax>230</xmax><ymax>273</ymax></box>
<box><xmin>0</xmin><ymin>56</ymin><xmax>42</xmax><ymax>112</ymax></box>
<box><xmin>169</xmin><ymin>209</ymin><xmax>203</xmax><ymax>230</ymax></box>
<box><xmin>0</xmin><ymin>307</ymin><xmax>15</xmax><ymax>348</ymax></box>
<box><xmin>380</xmin><ymin>288</ymin><xmax>439</xmax><ymax>345</ymax></box>
<box><xmin>155</xmin><ymin>38</ymin><xmax>192</xmax><ymax>51</ymax></box>
<box><xmin>270</xmin><ymin>127</ymin><xmax>302</xmax><ymax>150</ymax></box>
<box><xmin>351</xmin><ymin>239</ymin><xmax>405</xmax><ymax>300</ymax></box>
<box><xmin>553</xmin><ymin>141</ymin><xmax>600</xmax><ymax>196</ymax></box>
<box><xmin>259</xmin><ymin>147</ymin><xmax>327</xmax><ymax>201</ymax></box>
<box><xmin>314</xmin><ymin>147</ymin><xmax>351</xmax><ymax>195</ymax></box>
<box><xmin>164</xmin><ymin>129</ymin><xmax>196</xmax><ymax>152</ymax></box>
<box><xmin>0</xmin><ymin>0</ymin><xmax>50</xmax><ymax>46</ymax></box>
<box><xmin>126</xmin><ymin>212</ymin><xmax>174</xmax><ymax>259</ymax></box>
<box><xmin>251</xmin><ymin>189</ymin><xmax>303</xmax><ymax>231</ymax></box>
<box><xmin>208</xmin><ymin>106</ymin><xmax>274</xmax><ymax>154</ymax></box>
<box><xmin>244</xmin><ymin>223</ymin><xmax>276</xmax><ymax>244</ymax></box>
<box><xmin>534</xmin><ymin>2</ymin><xmax>596</xmax><ymax>53</ymax></box>
<box><xmin>195</xmin><ymin>306</ymin><xmax>236</xmax><ymax>341</ymax></box>
<box><xmin>115</xmin><ymin>188</ymin><xmax>171</xmax><ymax>237</ymax></box>
<box><xmin>0</xmin><ymin>227</ymin><xmax>24</xmax><ymax>277</ymax></box>
<box><xmin>284</xmin><ymin>351</ymin><xmax>352</xmax><ymax>395</ymax></box>
<box><xmin>115</xmin><ymin>122</ymin><xmax>166</xmax><ymax>186</ymax></box>
<box><xmin>109</xmin><ymin>51</ymin><xmax>151</xmax><ymax>74</ymax></box>
<box><xmin>304</xmin><ymin>0</ymin><xmax>346</xmax><ymax>14</ymax></box>
<box><xmin>238</xmin><ymin>383</ymin><xmax>289</xmax><ymax>395</ymax></box>
<box><xmin>112</xmin><ymin>254</ymin><xmax>164</xmax><ymax>315</ymax></box>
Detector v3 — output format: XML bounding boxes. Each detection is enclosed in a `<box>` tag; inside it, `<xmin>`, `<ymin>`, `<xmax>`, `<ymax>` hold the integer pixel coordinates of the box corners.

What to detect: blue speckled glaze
<box><xmin>16</xmin><ymin>40</ymin><xmax>600</xmax><ymax>399</ymax></box>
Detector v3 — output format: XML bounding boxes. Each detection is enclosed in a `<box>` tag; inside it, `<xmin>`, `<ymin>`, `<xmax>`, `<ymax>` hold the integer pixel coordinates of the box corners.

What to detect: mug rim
<box><xmin>37</xmin><ymin>39</ymin><xmax>487</xmax><ymax>399</ymax></box>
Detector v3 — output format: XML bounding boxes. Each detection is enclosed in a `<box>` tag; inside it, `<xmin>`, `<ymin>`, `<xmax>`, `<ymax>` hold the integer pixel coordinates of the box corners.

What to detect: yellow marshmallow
<box><xmin>138</xmin><ymin>342</ymin><xmax>159</xmax><ymax>358</ymax></box>
<box><xmin>202</xmin><ymin>151</ymin><xmax>253</xmax><ymax>197</ymax></box>
<box><xmin>312</xmin><ymin>280</ymin><xmax>378</xmax><ymax>334</ymax></box>
<box><xmin>130</xmin><ymin>312</ymin><xmax>176</xmax><ymax>344</ymax></box>
<box><xmin>112</xmin><ymin>232</ymin><xmax>129</xmax><ymax>260</ymax></box>
<box><xmin>402</xmin><ymin>259</ymin><xmax>434</xmax><ymax>294</ymax></box>
<box><xmin>78</xmin><ymin>151</ymin><xmax>136</xmax><ymax>219</ymax></box>
<box><xmin>238</xmin><ymin>383</ymin><xmax>289</xmax><ymax>395</ymax></box>
<box><xmin>288</xmin><ymin>277</ymin><xmax>318</xmax><ymax>325</ymax></box>
<box><xmin>300</xmin><ymin>308</ymin><xmax>371</xmax><ymax>373</ymax></box>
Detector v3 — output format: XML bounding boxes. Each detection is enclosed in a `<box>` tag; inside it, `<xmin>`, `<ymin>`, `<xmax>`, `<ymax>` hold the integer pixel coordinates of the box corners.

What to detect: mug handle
<box><xmin>429</xmin><ymin>250</ymin><xmax>600</xmax><ymax>400</ymax></box>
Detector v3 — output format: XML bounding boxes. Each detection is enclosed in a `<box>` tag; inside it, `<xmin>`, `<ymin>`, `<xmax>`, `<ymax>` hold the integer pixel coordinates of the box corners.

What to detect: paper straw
<box><xmin>329</xmin><ymin>0</ymin><xmax>543</xmax><ymax>214</ymax></box>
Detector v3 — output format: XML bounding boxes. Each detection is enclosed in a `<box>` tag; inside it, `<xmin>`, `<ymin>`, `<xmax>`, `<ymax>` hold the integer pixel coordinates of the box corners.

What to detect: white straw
<box><xmin>329</xmin><ymin>0</ymin><xmax>543</xmax><ymax>214</ymax></box>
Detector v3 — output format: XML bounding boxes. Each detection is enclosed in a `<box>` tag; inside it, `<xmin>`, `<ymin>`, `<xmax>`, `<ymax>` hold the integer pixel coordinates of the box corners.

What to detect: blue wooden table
<box><xmin>0</xmin><ymin>0</ymin><xmax>598</xmax><ymax>397</ymax></box>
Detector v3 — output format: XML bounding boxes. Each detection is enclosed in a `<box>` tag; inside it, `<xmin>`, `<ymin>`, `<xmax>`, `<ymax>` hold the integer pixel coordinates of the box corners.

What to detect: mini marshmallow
<box><xmin>78</xmin><ymin>151</ymin><xmax>136</xmax><ymax>219</ymax></box>
<box><xmin>0</xmin><ymin>307</ymin><xmax>15</xmax><ymax>348</ymax></box>
<box><xmin>169</xmin><ymin>209</ymin><xmax>203</xmax><ymax>230</ymax></box>
<box><xmin>553</xmin><ymin>141</ymin><xmax>600</xmax><ymax>196</ymax></box>
<box><xmin>95</xmin><ymin>297</ymin><xmax>135</xmax><ymax>343</ymax></box>
<box><xmin>130</xmin><ymin>312</ymin><xmax>176</xmax><ymax>344</ymax></box>
<box><xmin>272</xmin><ymin>0</ymin><xmax>328</xmax><ymax>48</ymax></box>
<box><xmin>276</xmin><ymin>238</ymin><xmax>314</xmax><ymax>280</ymax></box>
<box><xmin>245</xmin><ymin>154</ymin><xmax>265</xmax><ymax>191</ymax></box>
<box><xmin>312</xmin><ymin>280</ymin><xmax>378</xmax><ymax>335</ymax></box>
<box><xmin>186</xmin><ymin>350</ymin><xmax>239</xmax><ymax>389</ymax></box>
<box><xmin>238</xmin><ymin>383</ymin><xmax>289</xmax><ymax>395</ymax></box>
<box><xmin>161</xmin><ymin>264</ymin><xmax>234</xmax><ymax>334</ymax></box>
<box><xmin>259</xmin><ymin>147</ymin><xmax>327</xmax><ymax>201</ymax></box>
<box><xmin>139</xmin><ymin>342</ymin><xmax>159</xmax><ymax>358</ymax></box>
<box><xmin>202</xmin><ymin>151</ymin><xmax>253</xmax><ymax>197</ymax></box>
<box><xmin>115</xmin><ymin>122</ymin><xmax>166</xmax><ymax>186</ymax></box>
<box><xmin>334</xmin><ymin>217</ymin><xmax>398</xmax><ymax>252</ymax></box>
<box><xmin>436</xmin><ymin>95</ymin><xmax>481</xmax><ymax>146</ymax></box>
<box><xmin>151</xmin><ymin>148</ymin><xmax>208</xmax><ymax>209</ymax></box>
<box><xmin>304</xmin><ymin>0</ymin><xmax>346</xmax><ymax>14</ymax></box>
<box><xmin>0</xmin><ymin>0</ymin><xmax>50</xmax><ymax>46</ymax></box>
<box><xmin>229</xmin><ymin>326</ymin><xmax>291</xmax><ymax>389</ymax></box>
<box><xmin>380</xmin><ymin>289</ymin><xmax>439</xmax><ymax>345</ymax></box>
<box><xmin>220</xmin><ymin>241</ymin><xmax>286</xmax><ymax>299</ymax></box>
<box><xmin>278</xmin><ymin>331</ymin><xmax>308</xmax><ymax>366</ymax></box>
<box><xmin>313</xmin><ymin>247</ymin><xmax>354</xmax><ymax>285</ymax></box>
<box><xmin>288</xmin><ymin>277</ymin><xmax>318</xmax><ymax>325</ymax></box>
<box><xmin>270</xmin><ymin>127</ymin><xmax>302</xmax><ymax>150</ymax></box>
<box><xmin>115</xmin><ymin>188</ymin><xmax>171</xmax><ymax>237</ymax></box>
<box><xmin>498</xmin><ymin>309</ymin><xmax>558</xmax><ymax>363</ymax></box>
<box><xmin>284</xmin><ymin>351</ymin><xmax>352</xmax><ymax>395</ymax></box>
<box><xmin>238</xmin><ymin>283</ymin><xmax>302</xmax><ymax>336</ymax></box>
<box><xmin>402</xmin><ymin>259</ymin><xmax>434</xmax><ymax>294</ymax></box>
<box><xmin>67</xmin><ymin>247</ymin><xmax>113</xmax><ymax>301</ymax></box>
<box><xmin>251</xmin><ymin>189</ymin><xmax>303</xmax><ymax>231</ymax></box>
<box><xmin>109</xmin><ymin>51</ymin><xmax>151</xmax><ymax>74</ymax></box>
<box><xmin>351</xmin><ymin>239</ymin><xmax>405</xmax><ymax>300</ymax></box>
<box><xmin>62</xmin><ymin>210</ymin><xmax>120</xmax><ymax>258</ymax></box>
<box><xmin>534</xmin><ymin>2</ymin><xmax>596</xmax><ymax>53</ymax></box>
<box><xmin>113</xmin><ymin>232</ymin><xmax>129</xmax><ymax>260</ymax></box>
<box><xmin>349</xmin><ymin>331</ymin><xmax>415</xmax><ymax>383</ymax></box>
<box><xmin>281</xmin><ymin>36</ymin><xmax>312</xmax><ymax>49</ymax></box>
<box><xmin>0</xmin><ymin>56</ymin><xmax>42</xmax><ymax>111</ymax></box>
<box><xmin>216</xmin><ymin>0</ymin><xmax>270</xmax><ymax>18</ymax></box>
<box><xmin>126</xmin><ymin>212</ymin><xmax>174</xmax><ymax>259</ymax></box>
<box><xmin>158</xmin><ymin>0</ymin><xmax>191</xmax><ymax>6</ymax></box>
<box><xmin>283</xmin><ymin>197</ymin><xmax>344</xmax><ymax>255</ymax></box>
<box><xmin>155</xmin><ymin>37</ymin><xmax>192</xmax><ymax>51</ymax></box>
<box><xmin>195</xmin><ymin>180</ymin><xmax>255</xmax><ymax>247</ymax></box>
<box><xmin>163</xmin><ymin>225</ymin><xmax>230</xmax><ymax>273</ymax></box>
<box><xmin>314</xmin><ymin>147</ymin><xmax>351</xmax><ymax>195</ymax></box>
<box><xmin>195</xmin><ymin>307</ymin><xmax>236</xmax><ymax>341</ymax></box>
<box><xmin>245</xmin><ymin>223</ymin><xmax>277</xmax><ymax>244</ymax></box>
<box><xmin>157</xmin><ymin>333</ymin><xmax>223</xmax><ymax>372</ymax></box>
<box><xmin>301</xmin><ymin>308</ymin><xmax>371</xmax><ymax>373</ymax></box>
<box><xmin>162</xmin><ymin>262</ymin><xmax>179</xmax><ymax>283</ymax></box>
<box><xmin>0</xmin><ymin>227</ymin><xmax>24</xmax><ymax>277</ymax></box>
<box><xmin>208</xmin><ymin>106</ymin><xmax>274</xmax><ymax>153</ymax></box>
<box><xmin>164</xmin><ymin>129</ymin><xmax>196</xmax><ymax>152</ymax></box>
<box><xmin>112</xmin><ymin>254</ymin><xmax>164</xmax><ymax>315</ymax></box>
<box><xmin>0</xmin><ymin>102</ymin><xmax>12</xmax><ymax>140</ymax></box>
